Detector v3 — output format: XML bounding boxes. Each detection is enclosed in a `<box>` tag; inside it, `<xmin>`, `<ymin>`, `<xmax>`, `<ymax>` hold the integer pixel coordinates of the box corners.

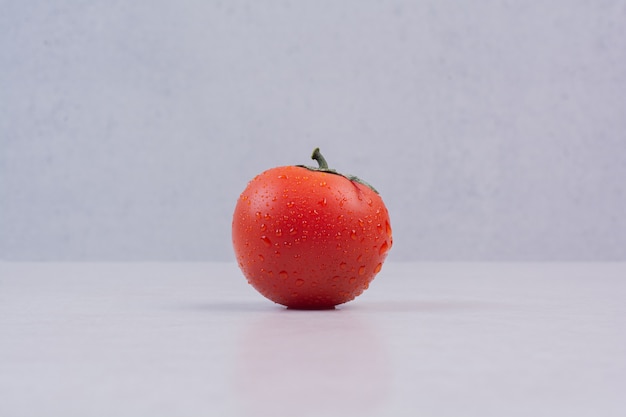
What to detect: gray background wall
<box><xmin>2</xmin><ymin>1</ymin><xmax>625</xmax><ymax>261</ymax></box>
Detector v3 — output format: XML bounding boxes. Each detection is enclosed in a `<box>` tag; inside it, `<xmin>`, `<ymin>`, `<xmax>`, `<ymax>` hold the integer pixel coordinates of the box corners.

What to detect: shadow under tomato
<box><xmin>233</xmin><ymin>308</ymin><xmax>391</xmax><ymax>417</ymax></box>
<box><xmin>343</xmin><ymin>299</ymin><xmax>501</xmax><ymax>314</ymax></box>
<box><xmin>171</xmin><ymin>301</ymin><xmax>278</xmax><ymax>313</ymax></box>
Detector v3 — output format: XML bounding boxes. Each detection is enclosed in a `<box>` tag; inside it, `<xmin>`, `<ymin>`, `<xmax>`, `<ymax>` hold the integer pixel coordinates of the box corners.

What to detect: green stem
<box><xmin>311</xmin><ymin>147</ymin><xmax>329</xmax><ymax>169</ymax></box>
<box><xmin>297</xmin><ymin>147</ymin><xmax>379</xmax><ymax>194</ymax></box>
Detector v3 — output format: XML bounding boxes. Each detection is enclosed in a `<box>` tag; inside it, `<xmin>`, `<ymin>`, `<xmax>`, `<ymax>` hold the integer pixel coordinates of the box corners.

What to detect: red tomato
<box><xmin>232</xmin><ymin>148</ymin><xmax>392</xmax><ymax>309</ymax></box>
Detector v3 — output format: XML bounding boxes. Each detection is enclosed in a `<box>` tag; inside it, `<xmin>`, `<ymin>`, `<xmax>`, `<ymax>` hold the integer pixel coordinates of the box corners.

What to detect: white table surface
<box><xmin>1</xmin><ymin>262</ymin><xmax>624</xmax><ymax>417</ymax></box>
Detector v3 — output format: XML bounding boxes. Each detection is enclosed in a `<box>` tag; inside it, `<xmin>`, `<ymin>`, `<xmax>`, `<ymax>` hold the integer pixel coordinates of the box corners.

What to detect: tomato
<box><xmin>232</xmin><ymin>148</ymin><xmax>392</xmax><ymax>309</ymax></box>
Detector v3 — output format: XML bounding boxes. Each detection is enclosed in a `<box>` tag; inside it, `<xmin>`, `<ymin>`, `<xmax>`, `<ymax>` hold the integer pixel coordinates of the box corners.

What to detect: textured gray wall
<box><xmin>2</xmin><ymin>1</ymin><xmax>625</xmax><ymax>261</ymax></box>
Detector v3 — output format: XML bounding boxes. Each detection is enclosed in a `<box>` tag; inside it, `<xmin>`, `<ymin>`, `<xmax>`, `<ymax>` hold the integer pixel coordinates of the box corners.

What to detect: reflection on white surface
<box><xmin>0</xmin><ymin>262</ymin><xmax>625</xmax><ymax>417</ymax></box>
<box><xmin>234</xmin><ymin>309</ymin><xmax>390</xmax><ymax>417</ymax></box>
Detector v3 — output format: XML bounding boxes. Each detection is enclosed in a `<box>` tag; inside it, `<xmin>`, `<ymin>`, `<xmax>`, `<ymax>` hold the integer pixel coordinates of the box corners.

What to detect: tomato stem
<box><xmin>298</xmin><ymin>147</ymin><xmax>380</xmax><ymax>194</ymax></box>
<box><xmin>311</xmin><ymin>147</ymin><xmax>329</xmax><ymax>170</ymax></box>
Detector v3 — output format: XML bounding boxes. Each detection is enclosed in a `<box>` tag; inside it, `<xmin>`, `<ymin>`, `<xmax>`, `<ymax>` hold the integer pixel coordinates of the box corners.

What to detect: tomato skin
<box><xmin>232</xmin><ymin>165</ymin><xmax>392</xmax><ymax>309</ymax></box>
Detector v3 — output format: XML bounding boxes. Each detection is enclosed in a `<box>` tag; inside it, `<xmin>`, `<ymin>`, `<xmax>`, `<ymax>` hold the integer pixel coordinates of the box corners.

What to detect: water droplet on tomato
<box><xmin>260</xmin><ymin>236</ymin><xmax>272</xmax><ymax>247</ymax></box>
<box><xmin>318</xmin><ymin>198</ymin><xmax>327</xmax><ymax>206</ymax></box>
<box><xmin>279</xmin><ymin>271</ymin><xmax>289</xmax><ymax>280</ymax></box>
<box><xmin>350</xmin><ymin>230</ymin><xmax>357</xmax><ymax>240</ymax></box>
<box><xmin>295</xmin><ymin>279</ymin><xmax>305</xmax><ymax>287</ymax></box>
<box><xmin>349</xmin><ymin>277</ymin><xmax>357</xmax><ymax>284</ymax></box>
<box><xmin>339</xmin><ymin>262</ymin><xmax>347</xmax><ymax>271</ymax></box>
<box><xmin>356</xmin><ymin>254</ymin><xmax>363</xmax><ymax>262</ymax></box>
<box><xmin>260</xmin><ymin>224</ymin><xmax>267</xmax><ymax>232</ymax></box>
<box><xmin>358</xmin><ymin>266</ymin><xmax>366</xmax><ymax>275</ymax></box>
<box><xmin>287</xmin><ymin>201</ymin><xmax>295</xmax><ymax>208</ymax></box>
<box><xmin>277</xmin><ymin>174</ymin><xmax>288</xmax><ymax>179</ymax></box>
<box><xmin>374</xmin><ymin>263</ymin><xmax>382</xmax><ymax>273</ymax></box>
<box><xmin>255</xmin><ymin>211</ymin><xmax>262</xmax><ymax>219</ymax></box>
<box><xmin>258</xmin><ymin>254</ymin><xmax>264</xmax><ymax>262</ymax></box>
<box><xmin>379</xmin><ymin>241</ymin><xmax>389</xmax><ymax>255</ymax></box>
<box><xmin>377</xmin><ymin>223</ymin><xmax>383</xmax><ymax>234</ymax></box>
<box><xmin>320</xmin><ymin>181</ymin><xmax>327</xmax><ymax>187</ymax></box>
<box><xmin>274</xmin><ymin>250</ymin><xmax>281</xmax><ymax>257</ymax></box>
<box><xmin>289</xmin><ymin>228</ymin><xmax>297</xmax><ymax>235</ymax></box>
<box><xmin>386</xmin><ymin>221</ymin><xmax>392</xmax><ymax>236</ymax></box>
<box><xmin>275</xmin><ymin>229</ymin><xmax>282</xmax><ymax>237</ymax></box>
